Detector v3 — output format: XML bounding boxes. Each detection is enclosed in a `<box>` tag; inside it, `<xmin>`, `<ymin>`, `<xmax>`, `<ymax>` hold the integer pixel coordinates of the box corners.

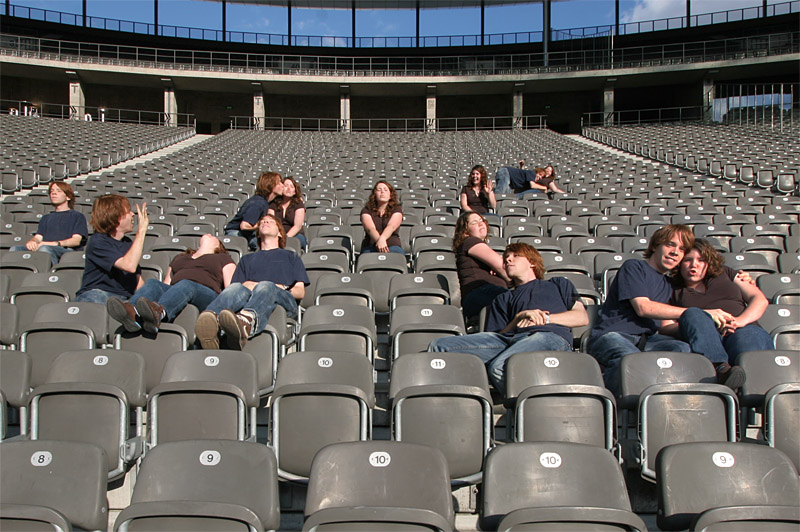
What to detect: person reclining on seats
<box><xmin>195</xmin><ymin>214</ymin><xmax>308</xmax><ymax>350</ymax></box>
<box><xmin>76</xmin><ymin>194</ymin><xmax>148</xmax><ymax>304</ymax></box>
<box><xmin>106</xmin><ymin>234</ymin><xmax>236</xmax><ymax>334</ymax></box>
<box><xmin>587</xmin><ymin>225</ymin><xmax>740</xmax><ymax>394</ymax></box>
<box><xmin>428</xmin><ymin>242</ymin><xmax>589</xmax><ymax>395</ymax></box>
<box><xmin>10</xmin><ymin>181</ymin><xmax>87</xmax><ymax>267</ymax></box>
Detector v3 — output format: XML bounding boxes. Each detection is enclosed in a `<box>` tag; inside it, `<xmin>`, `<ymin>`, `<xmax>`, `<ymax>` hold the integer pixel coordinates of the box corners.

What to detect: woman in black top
<box><xmin>360</xmin><ymin>180</ymin><xmax>404</xmax><ymax>254</ymax></box>
<box><xmin>270</xmin><ymin>176</ymin><xmax>306</xmax><ymax>249</ymax></box>
<box><xmin>459</xmin><ymin>165</ymin><xmax>496</xmax><ymax>214</ymax></box>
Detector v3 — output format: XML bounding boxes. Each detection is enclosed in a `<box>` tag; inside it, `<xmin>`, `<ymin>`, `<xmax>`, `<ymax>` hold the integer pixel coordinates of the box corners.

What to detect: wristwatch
<box><xmin>544</xmin><ymin>314</ymin><xmax>550</xmax><ymax>325</ymax></box>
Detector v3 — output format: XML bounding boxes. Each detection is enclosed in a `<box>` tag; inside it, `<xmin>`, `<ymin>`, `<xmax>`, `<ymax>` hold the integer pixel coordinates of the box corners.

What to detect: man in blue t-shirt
<box><xmin>10</xmin><ymin>182</ymin><xmax>87</xmax><ymax>267</ymax></box>
<box><xmin>76</xmin><ymin>194</ymin><xmax>148</xmax><ymax>304</ymax></box>
<box><xmin>587</xmin><ymin>224</ymin><xmax>700</xmax><ymax>394</ymax></box>
<box><xmin>429</xmin><ymin>242</ymin><xmax>589</xmax><ymax>395</ymax></box>
<box><xmin>197</xmin><ymin>214</ymin><xmax>309</xmax><ymax>350</ymax></box>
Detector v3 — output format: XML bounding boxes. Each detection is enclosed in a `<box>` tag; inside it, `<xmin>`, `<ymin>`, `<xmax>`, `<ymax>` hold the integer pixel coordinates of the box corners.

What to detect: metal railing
<box><xmin>1</xmin><ymin>1</ymin><xmax>796</xmax><ymax>49</ymax></box>
<box><xmin>2</xmin><ymin>31</ymin><xmax>796</xmax><ymax>77</ymax></box>
<box><xmin>230</xmin><ymin>115</ymin><xmax>547</xmax><ymax>132</ymax></box>
<box><xmin>0</xmin><ymin>99</ymin><xmax>196</xmax><ymax>127</ymax></box>
<box><xmin>581</xmin><ymin>106</ymin><xmax>708</xmax><ymax>127</ymax></box>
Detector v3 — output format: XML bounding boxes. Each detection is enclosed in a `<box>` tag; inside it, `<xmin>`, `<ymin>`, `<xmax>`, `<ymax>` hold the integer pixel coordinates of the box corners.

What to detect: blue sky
<box><xmin>9</xmin><ymin>0</ymin><xmax>781</xmax><ymax>37</ymax></box>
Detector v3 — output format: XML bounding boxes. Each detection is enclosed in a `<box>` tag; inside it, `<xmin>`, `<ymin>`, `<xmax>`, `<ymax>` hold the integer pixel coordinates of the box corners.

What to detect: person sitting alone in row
<box><xmin>76</xmin><ymin>195</ymin><xmax>148</xmax><ymax>304</ymax></box>
<box><xmin>270</xmin><ymin>176</ymin><xmax>306</xmax><ymax>250</ymax></box>
<box><xmin>195</xmin><ymin>214</ymin><xmax>309</xmax><ymax>350</ymax></box>
<box><xmin>459</xmin><ymin>165</ymin><xmax>496</xmax><ymax>215</ymax></box>
<box><xmin>11</xmin><ymin>182</ymin><xmax>87</xmax><ymax>267</ymax></box>
<box><xmin>224</xmin><ymin>171</ymin><xmax>284</xmax><ymax>250</ymax></box>
<box><xmin>105</xmin><ymin>233</ymin><xmax>236</xmax><ymax>334</ymax></box>
<box><xmin>360</xmin><ymin>180</ymin><xmax>404</xmax><ymax>254</ymax></box>
<box><xmin>429</xmin><ymin>242</ymin><xmax>589</xmax><ymax>395</ymax></box>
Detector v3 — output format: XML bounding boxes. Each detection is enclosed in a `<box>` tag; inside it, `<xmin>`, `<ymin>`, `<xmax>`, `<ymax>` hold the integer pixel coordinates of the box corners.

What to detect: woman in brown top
<box><xmin>454</xmin><ymin>211</ymin><xmax>512</xmax><ymax>320</ymax></box>
<box><xmin>270</xmin><ymin>176</ymin><xmax>306</xmax><ymax>249</ymax></box>
<box><xmin>659</xmin><ymin>239</ymin><xmax>773</xmax><ymax>388</ymax></box>
<box><xmin>360</xmin><ymin>180</ymin><xmax>404</xmax><ymax>254</ymax></box>
<box><xmin>459</xmin><ymin>165</ymin><xmax>496</xmax><ymax>214</ymax></box>
<box><xmin>106</xmin><ymin>234</ymin><xmax>236</xmax><ymax>334</ymax></box>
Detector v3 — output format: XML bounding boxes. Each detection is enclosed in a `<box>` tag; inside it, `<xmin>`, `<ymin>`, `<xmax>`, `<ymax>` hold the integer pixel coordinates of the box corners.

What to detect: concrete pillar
<box><xmin>426</xmin><ymin>85</ymin><xmax>437</xmax><ymax>132</ymax></box>
<box><xmin>163</xmin><ymin>87</ymin><xmax>177</xmax><ymax>127</ymax></box>
<box><xmin>513</xmin><ymin>83</ymin><xmax>524</xmax><ymax>129</ymax></box>
<box><xmin>68</xmin><ymin>80</ymin><xmax>85</xmax><ymax>120</ymax></box>
<box><xmin>702</xmin><ymin>79</ymin><xmax>715</xmax><ymax>122</ymax></box>
<box><xmin>339</xmin><ymin>85</ymin><xmax>350</xmax><ymax>132</ymax></box>
<box><xmin>253</xmin><ymin>86</ymin><xmax>265</xmax><ymax>130</ymax></box>
<box><xmin>603</xmin><ymin>86</ymin><xmax>614</xmax><ymax>126</ymax></box>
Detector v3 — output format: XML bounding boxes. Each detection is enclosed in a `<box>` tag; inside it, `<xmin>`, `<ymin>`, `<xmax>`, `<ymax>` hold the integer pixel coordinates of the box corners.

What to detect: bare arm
<box><xmin>163</xmin><ymin>266</ymin><xmax>173</xmax><ymax>285</ymax></box>
<box><xmin>459</xmin><ymin>192</ymin><xmax>471</xmax><ymax>212</ymax></box>
<box><xmin>221</xmin><ymin>263</ymin><xmax>236</xmax><ymax>288</ymax></box>
<box><xmin>288</xmin><ymin>281</ymin><xmax>305</xmax><ymax>301</ymax></box>
<box><xmin>528</xmin><ymin>181</ymin><xmax>548</xmax><ymax>191</ymax></box>
<box><xmin>498</xmin><ymin>301</ymin><xmax>588</xmax><ymax>333</ymax></box>
<box><xmin>629</xmin><ymin>296</ymin><xmax>687</xmax><ymax>321</ymax></box>
<box><xmin>548</xmin><ymin>182</ymin><xmax>566</xmax><ymax>194</ymax></box>
<box><xmin>239</xmin><ymin>220</ymin><xmax>258</xmax><ymax>231</ymax></box>
<box><xmin>114</xmin><ymin>203</ymin><xmax>148</xmax><ymax>273</ymax></box>
<box><xmin>730</xmin><ymin>276</ymin><xmax>769</xmax><ymax>328</ymax></box>
<box><xmin>361</xmin><ymin>212</ymin><xmax>381</xmax><ymax>244</ymax></box>
<box><xmin>466</xmin><ymin>241</ymin><xmax>511</xmax><ymax>282</ymax></box>
<box><xmin>286</xmin><ymin>207</ymin><xmax>305</xmax><ymax>238</ymax></box>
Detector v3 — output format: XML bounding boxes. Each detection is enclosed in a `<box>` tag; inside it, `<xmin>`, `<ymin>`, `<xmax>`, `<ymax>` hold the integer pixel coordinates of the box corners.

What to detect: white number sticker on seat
<box><xmin>31</xmin><ymin>451</ymin><xmax>52</xmax><ymax>466</ymax></box>
<box><xmin>430</xmin><ymin>358</ymin><xmax>446</xmax><ymax>370</ymax></box>
<box><xmin>341</xmin><ymin>276</ymin><xmax>351</xmax><ymax>283</ymax></box>
<box><xmin>200</xmin><ymin>450</ymin><xmax>221</xmax><ymax>466</ymax></box>
<box><xmin>543</xmin><ymin>357</ymin><xmax>560</xmax><ymax>368</ymax></box>
<box><xmin>333</xmin><ymin>308</ymin><xmax>345</xmax><ymax>317</ymax></box>
<box><xmin>48</xmin><ymin>275</ymin><xmax>59</xmax><ymax>283</ymax></box>
<box><xmin>369</xmin><ymin>451</ymin><xmax>391</xmax><ymax>467</ymax></box>
<box><xmin>318</xmin><ymin>357</ymin><xmax>333</xmax><ymax>368</ymax></box>
<box><xmin>414</xmin><ymin>277</ymin><xmax>424</xmax><ymax>283</ymax></box>
<box><xmin>780</xmin><ymin>276</ymin><xmax>791</xmax><ymax>283</ymax></box>
<box><xmin>204</xmin><ymin>356</ymin><xmax>220</xmax><ymax>367</ymax></box>
<box><xmin>93</xmin><ymin>355</ymin><xmax>109</xmax><ymax>366</ymax></box>
<box><xmin>656</xmin><ymin>358</ymin><xmax>673</xmax><ymax>369</ymax></box>
<box><xmin>539</xmin><ymin>452</ymin><xmax>562</xmax><ymax>468</ymax></box>
<box><xmin>712</xmin><ymin>452</ymin><xmax>734</xmax><ymax>468</ymax></box>
<box><xmin>420</xmin><ymin>308</ymin><xmax>433</xmax><ymax>317</ymax></box>
<box><xmin>778</xmin><ymin>309</ymin><xmax>791</xmax><ymax>317</ymax></box>
<box><xmin>67</xmin><ymin>306</ymin><xmax>80</xmax><ymax>315</ymax></box>
<box><xmin>775</xmin><ymin>356</ymin><xmax>791</xmax><ymax>367</ymax></box>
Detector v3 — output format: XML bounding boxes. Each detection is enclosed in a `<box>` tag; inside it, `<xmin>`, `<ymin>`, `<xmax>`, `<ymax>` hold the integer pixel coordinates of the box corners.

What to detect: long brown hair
<box><xmin>255</xmin><ymin>171</ymin><xmax>282</xmax><ymax>198</ymax></box>
<box><xmin>467</xmin><ymin>165</ymin><xmax>489</xmax><ymax>189</ymax></box>
<box><xmin>272</xmin><ymin>177</ymin><xmax>303</xmax><ymax>208</ymax></box>
<box><xmin>452</xmin><ymin>211</ymin><xmax>489</xmax><ymax>254</ymax></box>
<box><xmin>673</xmin><ymin>238</ymin><xmax>725</xmax><ymax>288</ymax></box>
<box><xmin>365</xmin><ymin>180</ymin><xmax>400</xmax><ymax>217</ymax></box>
<box><xmin>90</xmin><ymin>194</ymin><xmax>130</xmax><ymax>235</ymax></box>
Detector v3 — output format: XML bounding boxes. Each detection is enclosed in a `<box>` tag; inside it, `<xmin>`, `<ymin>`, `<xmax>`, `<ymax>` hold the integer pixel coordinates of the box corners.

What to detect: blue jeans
<box><xmin>429</xmin><ymin>331</ymin><xmax>571</xmax><ymax>395</ymax></box>
<box><xmin>290</xmin><ymin>233</ymin><xmax>307</xmax><ymax>250</ymax></box>
<box><xmin>129</xmin><ymin>278</ymin><xmax>218</xmax><ymax>321</ymax></box>
<box><xmin>225</xmin><ymin>228</ymin><xmax>258</xmax><ymax>250</ymax></box>
<box><xmin>678</xmin><ymin>307</ymin><xmax>774</xmax><ymax>364</ymax></box>
<box><xmin>205</xmin><ymin>281</ymin><xmax>298</xmax><ymax>337</ymax></box>
<box><xmin>76</xmin><ymin>288</ymin><xmax>125</xmax><ymax>304</ymax></box>
<box><xmin>517</xmin><ymin>189</ymin><xmax>545</xmax><ymax>199</ymax></box>
<box><xmin>494</xmin><ymin>167</ymin><xmax>512</xmax><ymax>194</ymax></box>
<box><xmin>588</xmin><ymin>332</ymin><xmax>691</xmax><ymax>395</ymax></box>
<box><xmin>361</xmin><ymin>245</ymin><xmax>405</xmax><ymax>255</ymax></box>
<box><xmin>462</xmin><ymin>283</ymin><xmax>509</xmax><ymax>321</ymax></box>
<box><xmin>10</xmin><ymin>244</ymin><xmax>69</xmax><ymax>268</ymax></box>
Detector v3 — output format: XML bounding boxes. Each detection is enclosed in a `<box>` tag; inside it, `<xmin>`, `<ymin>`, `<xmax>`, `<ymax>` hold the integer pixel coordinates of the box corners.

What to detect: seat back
<box><xmin>757</xmin><ymin>273</ymin><xmax>800</xmax><ymax>304</ymax></box>
<box><xmin>619</xmin><ymin>351</ymin><xmax>716</xmax><ymax>410</ymax></box>
<box><xmin>759</xmin><ymin>304</ymin><xmax>800</xmax><ymax>350</ymax></box>
<box><xmin>739</xmin><ymin>350</ymin><xmax>800</xmax><ymax>407</ymax></box>
<box><xmin>298</xmin><ymin>304</ymin><xmax>377</xmax><ymax>362</ymax></box>
<box><xmin>115</xmin><ymin>440</ymin><xmax>280</xmax><ymax>532</ymax></box>
<box><xmin>304</xmin><ymin>441</ymin><xmax>454</xmax><ymax>532</ymax></box>
<box><xmin>657</xmin><ymin>442</ymin><xmax>800</xmax><ymax>531</ymax></box>
<box><xmin>114</xmin><ymin>323</ymin><xmax>189</xmax><ymax>393</ymax></box>
<box><xmin>0</xmin><ymin>440</ymin><xmax>108</xmax><ymax>531</ymax></box>
<box><xmin>390</xmin><ymin>304</ymin><xmax>465</xmax><ymax>358</ymax></box>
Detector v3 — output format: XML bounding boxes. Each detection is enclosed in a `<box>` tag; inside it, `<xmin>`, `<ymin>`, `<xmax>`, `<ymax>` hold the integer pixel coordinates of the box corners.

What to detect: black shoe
<box><xmin>715</xmin><ymin>362</ymin><xmax>746</xmax><ymax>390</ymax></box>
<box><xmin>107</xmin><ymin>297</ymin><xmax>141</xmax><ymax>333</ymax></box>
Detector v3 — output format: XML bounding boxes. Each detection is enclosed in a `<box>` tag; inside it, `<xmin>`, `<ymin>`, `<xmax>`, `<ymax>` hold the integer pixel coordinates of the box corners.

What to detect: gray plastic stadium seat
<box><xmin>114</xmin><ymin>440</ymin><xmax>280</xmax><ymax>532</ymax></box>
<box><xmin>388</xmin><ymin>273</ymin><xmax>450</xmax><ymax>311</ymax></box>
<box><xmin>481</xmin><ymin>442</ymin><xmax>646</xmax><ymax>532</ymax></box>
<box><xmin>355</xmin><ymin>252</ymin><xmax>409</xmax><ymax>313</ymax></box>
<box><xmin>757</xmin><ymin>273</ymin><xmax>800</xmax><ymax>304</ymax></box>
<box><xmin>242</xmin><ymin>304</ymin><xmax>292</xmax><ymax>396</ymax></box>
<box><xmin>0</xmin><ymin>440</ymin><xmax>108</xmax><ymax>531</ymax></box>
<box><xmin>303</xmin><ymin>441</ymin><xmax>454</xmax><ymax>532</ymax></box>
<box><xmin>20</xmin><ymin>319</ymin><xmax>97</xmax><ymax>388</ymax></box>
<box><xmin>504</xmin><ymin>351</ymin><xmax>618</xmax><ymax>453</ymax></box>
<box><xmin>0</xmin><ymin>350</ymin><xmax>31</xmax><ymax>437</ymax></box>
<box><xmin>1</xmin><ymin>249</ymin><xmax>52</xmax><ymax>274</ymax></box>
<box><xmin>30</xmin><ymin>349</ymin><xmax>146</xmax><ymax>481</ymax></box>
<box><xmin>390</xmin><ymin>304</ymin><xmax>465</xmax><ymax>359</ymax></box>
<box><xmin>389</xmin><ymin>351</ymin><xmax>493</xmax><ymax>485</ymax></box>
<box><xmin>9</xmin><ymin>283</ymin><xmax>70</xmax><ymax>332</ymax></box>
<box><xmin>147</xmin><ymin>350</ymin><xmax>259</xmax><ymax>447</ymax></box>
<box><xmin>298</xmin><ymin>304</ymin><xmax>377</xmax><ymax>363</ymax></box>
<box><xmin>758</xmin><ymin>304</ymin><xmax>800</xmax><ymax>350</ymax></box>
<box><xmin>313</xmin><ymin>271</ymin><xmax>375</xmax><ymax>310</ymax></box>
<box><xmin>0</xmin><ymin>301</ymin><xmax>19</xmax><ymax>348</ymax></box>
<box><xmin>738</xmin><ymin>350</ymin><xmax>800</xmax><ymax>409</ymax></box>
<box><xmin>657</xmin><ymin>442</ymin><xmax>800</xmax><ymax>531</ymax></box>
<box><xmin>21</xmin><ymin>270</ymin><xmax>82</xmax><ymax>300</ymax></box>
<box><xmin>114</xmin><ymin>323</ymin><xmax>189</xmax><ymax>393</ymax></box>
<box><xmin>270</xmin><ymin>351</ymin><xmax>375</xmax><ymax>481</ymax></box>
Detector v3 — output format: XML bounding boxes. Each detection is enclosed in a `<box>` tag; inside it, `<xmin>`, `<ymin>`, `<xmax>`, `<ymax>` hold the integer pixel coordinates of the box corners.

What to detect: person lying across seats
<box><xmin>195</xmin><ymin>214</ymin><xmax>308</xmax><ymax>350</ymax></box>
<box><xmin>224</xmin><ymin>171</ymin><xmax>285</xmax><ymax>250</ymax></box>
<box><xmin>105</xmin><ymin>233</ymin><xmax>236</xmax><ymax>334</ymax></box>
<box><xmin>657</xmin><ymin>238</ymin><xmax>773</xmax><ymax>389</ymax></box>
<box><xmin>429</xmin><ymin>242</ymin><xmax>589</xmax><ymax>395</ymax></box>
<box><xmin>10</xmin><ymin>181</ymin><xmax>87</xmax><ymax>267</ymax></box>
<box><xmin>494</xmin><ymin>165</ymin><xmax>565</xmax><ymax>198</ymax></box>
<box><xmin>587</xmin><ymin>225</ymin><xmax>744</xmax><ymax>394</ymax></box>
<box><xmin>75</xmin><ymin>194</ymin><xmax>148</xmax><ymax>304</ymax></box>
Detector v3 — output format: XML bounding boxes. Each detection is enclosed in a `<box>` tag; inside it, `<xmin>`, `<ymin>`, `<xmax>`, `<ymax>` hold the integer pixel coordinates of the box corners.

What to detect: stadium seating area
<box><xmin>1</xmin><ymin>115</ymin><xmax>799</xmax><ymax>531</ymax></box>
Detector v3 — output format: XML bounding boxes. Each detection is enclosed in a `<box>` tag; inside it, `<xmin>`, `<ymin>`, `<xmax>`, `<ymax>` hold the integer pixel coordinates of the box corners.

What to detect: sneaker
<box><xmin>715</xmin><ymin>362</ymin><xmax>746</xmax><ymax>390</ymax></box>
<box><xmin>107</xmin><ymin>297</ymin><xmax>140</xmax><ymax>332</ymax></box>
<box><xmin>195</xmin><ymin>311</ymin><xmax>220</xmax><ymax>350</ymax></box>
<box><xmin>135</xmin><ymin>297</ymin><xmax>165</xmax><ymax>334</ymax></box>
<box><xmin>218</xmin><ymin>309</ymin><xmax>254</xmax><ymax>350</ymax></box>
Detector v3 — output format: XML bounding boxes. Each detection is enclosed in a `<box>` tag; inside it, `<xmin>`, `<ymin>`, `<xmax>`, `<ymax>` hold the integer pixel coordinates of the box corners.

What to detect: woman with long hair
<box><xmin>106</xmin><ymin>233</ymin><xmax>236</xmax><ymax>334</ymax></box>
<box><xmin>453</xmin><ymin>211</ymin><xmax>511</xmax><ymax>320</ymax></box>
<box><xmin>270</xmin><ymin>176</ymin><xmax>306</xmax><ymax>249</ymax></box>
<box><xmin>224</xmin><ymin>171</ymin><xmax>284</xmax><ymax>250</ymax></box>
<box><xmin>459</xmin><ymin>164</ymin><xmax>496</xmax><ymax>214</ymax></box>
<box><xmin>360</xmin><ymin>180</ymin><xmax>404</xmax><ymax>254</ymax></box>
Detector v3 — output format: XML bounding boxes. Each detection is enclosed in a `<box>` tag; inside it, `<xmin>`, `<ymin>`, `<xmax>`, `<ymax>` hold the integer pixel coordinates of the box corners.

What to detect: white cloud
<box><xmin>622</xmin><ymin>0</ymin><xmax>763</xmax><ymax>23</ymax></box>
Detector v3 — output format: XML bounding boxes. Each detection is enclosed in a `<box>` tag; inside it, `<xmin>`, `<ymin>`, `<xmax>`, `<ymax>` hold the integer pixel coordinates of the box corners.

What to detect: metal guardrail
<box><xmin>229</xmin><ymin>115</ymin><xmax>547</xmax><ymax>131</ymax></box>
<box><xmin>1</xmin><ymin>1</ymin><xmax>796</xmax><ymax>49</ymax></box>
<box><xmin>1</xmin><ymin>31</ymin><xmax>797</xmax><ymax>77</ymax></box>
<box><xmin>0</xmin><ymin>99</ymin><xmax>196</xmax><ymax>127</ymax></box>
<box><xmin>581</xmin><ymin>106</ymin><xmax>708</xmax><ymax>128</ymax></box>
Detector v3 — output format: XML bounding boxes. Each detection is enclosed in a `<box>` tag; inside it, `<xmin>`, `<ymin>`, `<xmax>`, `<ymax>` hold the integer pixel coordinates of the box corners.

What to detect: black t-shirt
<box><xmin>77</xmin><ymin>233</ymin><xmax>140</xmax><ymax>297</ymax></box>
<box><xmin>456</xmin><ymin>236</ymin><xmax>508</xmax><ymax>299</ymax></box>
<box><xmin>460</xmin><ymin>185</ymin><xmax>490</xmax><ymax>214</ymax></box>
<box><xmin>360</xmin><ymin>206</ymin><xmax>403</xmax><ymax>249</ymax></box>
<box><xmin>670</xmin><ymin>266</ymin><xmax>747</xmax><ymax>317</ymax></box>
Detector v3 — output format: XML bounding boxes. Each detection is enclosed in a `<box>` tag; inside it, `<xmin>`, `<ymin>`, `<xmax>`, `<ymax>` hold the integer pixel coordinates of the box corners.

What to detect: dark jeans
<box><xmin>129</xmin><ymin>278</ymin><xmax>218</xmax><ymax>321</ymax></box>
